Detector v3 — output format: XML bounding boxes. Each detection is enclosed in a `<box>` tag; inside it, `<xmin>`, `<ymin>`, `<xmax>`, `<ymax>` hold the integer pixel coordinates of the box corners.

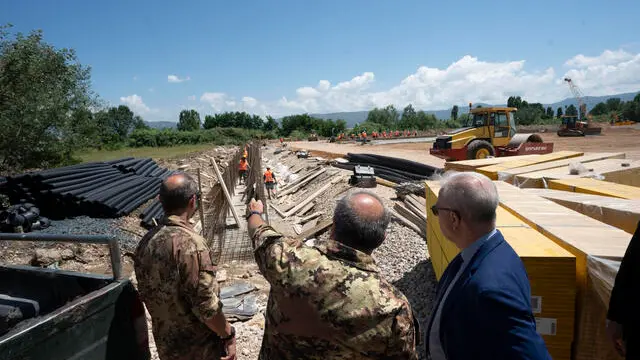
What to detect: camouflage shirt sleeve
<box><xmin>173</xmin><ymin>234</ymin><xmax>222</xmax><ymax>322</ymax></box>
<box><xmin>386</xmin><ymin>303</ymin><xmax>419</xmax><ymax>360</ymax></box>
<box><xmin>250</xmin><ymin>224</ymin><xmax>300</xmax><ymax>287</ymax></box>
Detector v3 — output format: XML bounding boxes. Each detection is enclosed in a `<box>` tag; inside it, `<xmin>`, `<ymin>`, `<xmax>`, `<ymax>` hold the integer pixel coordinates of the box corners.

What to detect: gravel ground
<box><xmin>36</xmin><ymin>216</ymin><xmax>139</xmax><ymax>249</ymax></box>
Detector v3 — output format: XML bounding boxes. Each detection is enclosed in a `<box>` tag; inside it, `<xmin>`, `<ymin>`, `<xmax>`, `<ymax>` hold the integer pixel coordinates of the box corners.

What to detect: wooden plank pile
<box><xmin>392</xmin><ymin>193</ymin><xmax>427</xmax><ymax>236</ymax></box>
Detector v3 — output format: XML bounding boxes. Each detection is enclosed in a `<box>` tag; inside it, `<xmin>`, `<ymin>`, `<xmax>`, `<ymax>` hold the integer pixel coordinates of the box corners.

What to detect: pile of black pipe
<box><xmin>1</xmin><ymin>158</ymin><xmax>174</xmax><ymax>221</ymax></box>
<box><xmin>0</xmin><ymin>203</ymin><xmax>51</xmax><ymax>232</ymax></box>
<box><xmin>139</xmin><ymin>199</ymin><xmax>164</xmax><ymax>229</ymax></box>
<box><xmin>334</xmin><ymin>153</ymin><xmax>442</xmax><ymax>184</ymax></box>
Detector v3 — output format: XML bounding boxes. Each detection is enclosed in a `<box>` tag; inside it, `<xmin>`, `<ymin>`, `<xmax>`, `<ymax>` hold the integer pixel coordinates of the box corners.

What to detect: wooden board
<box><xmin>443</xmin><ymin>154</ymin><xmax>541</xmax><ymax>172</ymax></box>
<box><xmin>495</xmin><ymin>152</ymin><xmax>625</xmax><ymax>183</ymax></box>
<box><xmin>548</xmin><ymin>178</ymin><xmax>640</xmax><ymax>200</ymax></box>
<box><xmin>425</xmin><ymin>180</ymin><xmax>576</xmax><ymax>360</ymax></box>
<box><xmin>524</xmin><ymin>188</ymin><xmax>640</xmax><ymax>234</ymax></box>
<box><xmin>514</xmin><ymin>159</ymin><xmax>640</xmax><ymax>188</ymax></box>
<box><xmin>494</xmin><ymin>181</ymin><xmax>632</xmax><ymax>360</ymax></box>
<box><xmin>476</xmin><ymin>151</ymin><xmax>583</xmax><ymax>180</ymax></box>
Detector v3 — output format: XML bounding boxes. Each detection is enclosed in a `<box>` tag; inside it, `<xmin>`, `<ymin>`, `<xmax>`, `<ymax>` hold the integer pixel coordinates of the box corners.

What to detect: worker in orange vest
<box><xmin>238</xmin><ymin>157</ymin><xmax>250</xmax><ymax>185</ymax></box>
<box><xmin>263</xmin><ymin>167</ymin><xmax>277</xmax><ymax>199</ymax></box>
<box><xmin>395</xmin><ymin>130</ymin><xmax>400</xmax><ymax>137</ymax></box>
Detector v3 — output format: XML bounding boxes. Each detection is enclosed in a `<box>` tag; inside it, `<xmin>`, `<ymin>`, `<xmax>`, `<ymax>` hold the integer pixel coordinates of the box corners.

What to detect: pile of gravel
<box><xmin>374</xmin><ymin>221</ymin><xmax>437</xmax><ymax>360</ymax></box>
<box><xmin>34</xmin><ymin>216</ymin><xmax>139</xmax><ymax>250</ymax></box>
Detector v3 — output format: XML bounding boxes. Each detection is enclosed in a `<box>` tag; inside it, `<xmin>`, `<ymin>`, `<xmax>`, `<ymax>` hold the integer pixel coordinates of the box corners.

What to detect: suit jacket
<box><xmin>426</xmin><ymin>230</ymin><xmax>550</xmax><ymax>360</ymax></box>
<box><xmin>608</xmin><ymin>221</ymin><xmax>640</xmax><ymax>358</ymax></box>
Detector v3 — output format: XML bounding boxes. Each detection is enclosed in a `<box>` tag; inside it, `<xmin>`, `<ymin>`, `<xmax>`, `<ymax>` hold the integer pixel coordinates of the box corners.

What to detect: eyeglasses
<box><xmin>430</xmin><ymin>205</ymin><xmax>461</xmax><ymax>219</ymax></box>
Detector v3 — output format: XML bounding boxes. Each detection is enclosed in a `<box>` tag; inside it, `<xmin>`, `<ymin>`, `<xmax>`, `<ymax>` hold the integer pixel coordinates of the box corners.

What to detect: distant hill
<box><xmin>145</xmin><ymin>121</ymin><xmax>176</xmax><ymax>129</ymax></box>
<box><xmin>311</xmin><ymin>91</ymin><xmax>640</xmax><ymax>127</ymax></box>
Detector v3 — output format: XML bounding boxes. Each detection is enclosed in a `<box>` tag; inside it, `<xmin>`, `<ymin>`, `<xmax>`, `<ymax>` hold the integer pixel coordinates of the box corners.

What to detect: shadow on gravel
<box><xmin>393</xmin><ymin>259</ymin><xmax>438</xmax><ymax>360</ymax></box>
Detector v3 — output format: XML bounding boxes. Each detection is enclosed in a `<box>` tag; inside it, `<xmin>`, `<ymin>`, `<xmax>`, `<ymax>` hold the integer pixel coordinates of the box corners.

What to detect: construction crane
<box><xmin>558</xmin><ymin>78</ymin><xmax>602</xmax><ymax>136</ymax></box>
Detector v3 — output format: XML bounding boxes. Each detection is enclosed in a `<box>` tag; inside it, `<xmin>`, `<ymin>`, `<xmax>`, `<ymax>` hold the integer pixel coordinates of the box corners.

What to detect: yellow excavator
<box><xmin>430</xmin><ymin>104</ymin><xmax>554</xmax><ymax>161</ymax></box>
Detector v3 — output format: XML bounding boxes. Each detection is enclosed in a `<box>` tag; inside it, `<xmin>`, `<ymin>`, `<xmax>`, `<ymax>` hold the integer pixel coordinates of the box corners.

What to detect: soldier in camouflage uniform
<box><xmin>135</xmin><ymin>173</ymin><xmax>236</xmax><ymax>360</ymax></box>
<box><xmin>246</xmin><ymin>191</ymin><xmax>418</xmax><ymax>359</ymax></box>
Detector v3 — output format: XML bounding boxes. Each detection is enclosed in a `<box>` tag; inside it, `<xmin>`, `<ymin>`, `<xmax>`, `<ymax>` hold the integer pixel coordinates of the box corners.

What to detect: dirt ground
<box><xmin>290</xmin><ymin>124</ymin><xmax>640</xmax><ymax>167</ymax></box>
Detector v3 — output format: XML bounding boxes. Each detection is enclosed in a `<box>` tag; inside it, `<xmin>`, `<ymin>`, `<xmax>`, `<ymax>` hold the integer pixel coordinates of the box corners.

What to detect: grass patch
<box><xmin>76</xmin><ymin>143</ymin><xmax>218</xmax><ymax>163</ymax></box>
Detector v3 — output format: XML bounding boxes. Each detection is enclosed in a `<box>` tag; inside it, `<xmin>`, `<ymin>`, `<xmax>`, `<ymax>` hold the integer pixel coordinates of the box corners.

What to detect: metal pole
<box><xmin>211</xmin><ymin>157</ymin><xmax>242</xmax><ymax>227</ymax></box>
<box><xmin>197</xmin><ymin>168</ymin><xmax>206</xmax><ymax>235</ymax></box>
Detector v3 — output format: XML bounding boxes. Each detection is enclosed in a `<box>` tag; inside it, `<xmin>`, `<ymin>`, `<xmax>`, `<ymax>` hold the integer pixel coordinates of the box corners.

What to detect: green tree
<box><xmin>556</xmin><ymin>107</ymin><xmax>563</xmax><ymax>118</ymax></box>
<box><xmin>545</xmin><ymin>107</ymin><xmax>554</xmax><ymax>119</ymax></box>
<box><xmin>177</xmin><ymin>109</ymin><xmax>201</xmax><ymax>131</ymax></box>
<box><xmin>263</xmin><ymin>115</ymin><xmax>279</xmax><ymax>132</ymax></box>
<box><xmin>203</xmin><ymin>114</ymin><xmax>219</xmax><ymax>129</ymax></box>
<box><xmin>606</xmin><ymin>98</ymin><xmax>622</xmax><ymax>112</ymax></box>
<box><xmin>566</xmin><ymin>104</ymin><xmax>578</xmax><ymax>117</ymax></box>
<box><xmin>451</xmin><ymin>105</ymin><xmax>459</xmax><ymax>121</ymax></box>
<box><xmin>590</xmin><ymin>102</ymin><xmax>609</xmax><ymax>116</ymax></box>
<box><xmin>0</xmin><ymin>26</ymin><xmax>97</xmax><ymax>171</ymax></box>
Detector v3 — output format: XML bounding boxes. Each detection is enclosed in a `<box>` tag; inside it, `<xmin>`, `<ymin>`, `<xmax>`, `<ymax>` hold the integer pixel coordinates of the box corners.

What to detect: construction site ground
<box><xmin>2</xmin><ymin>122</ymin><xmax>639</xmax><ymax>360</ymax></box>
<box><xmin>290</xmin><ymin>123</ymin><xmax>640</xmax><ymax>166</ymax></box>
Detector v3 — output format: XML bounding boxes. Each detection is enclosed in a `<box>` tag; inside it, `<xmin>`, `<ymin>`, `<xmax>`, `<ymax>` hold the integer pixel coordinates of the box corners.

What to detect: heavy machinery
<box><xmin>557</xmin><ymin>78</ymin><xmax>602</xmax><ymax>136</ymax></box>
<box><xmin>610</xmin><ymin>113</ymin><xmax>635</xmax><ymax>126</ymax></box>
<box><xmin>430</xmin><ymin>104</ymin><xmax>554</xmax><ymax>161</ymax></box>
<box><xmin>308</xmin><ymin>132</ymin><xmax>318</xmax><ymax>141</ymax></box>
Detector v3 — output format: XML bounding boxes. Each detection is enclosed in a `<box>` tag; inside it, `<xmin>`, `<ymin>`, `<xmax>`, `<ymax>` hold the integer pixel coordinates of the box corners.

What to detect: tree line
<box><xmin>588</xmin><ymin>95</ymin><xmax>640</xmax><ymax>122</ymax></box>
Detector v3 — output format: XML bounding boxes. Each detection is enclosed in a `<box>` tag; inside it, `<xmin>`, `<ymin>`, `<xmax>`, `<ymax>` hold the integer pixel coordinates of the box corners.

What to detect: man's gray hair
<box><xmin>333</xmin><ymin>190</ymin><xmax>391</xmax><ymax>253</ymax></box>
<box><xmin>438</xmin><ymin>171</ymin><xmax>499</xmax><ymax>224</ymax></box>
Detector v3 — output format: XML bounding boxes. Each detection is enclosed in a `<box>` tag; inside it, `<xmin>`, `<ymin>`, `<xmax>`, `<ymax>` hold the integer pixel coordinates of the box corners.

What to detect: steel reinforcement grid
<box><xmin>205</xmin><ymin>142</ymin><xmax>267</xmax><ymax>264</ymax></box>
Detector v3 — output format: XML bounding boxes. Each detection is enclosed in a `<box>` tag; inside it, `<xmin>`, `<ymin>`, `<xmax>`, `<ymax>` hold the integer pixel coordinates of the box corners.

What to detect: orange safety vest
<box><xmin>239</xmin><ymin>160</ymin><xmax>248</xmax><ymax>171</ymax></box>
<box><xmin>264</xmin><ymin>170</ymin><xmax>274</xmax><ymax>183</ymax></box>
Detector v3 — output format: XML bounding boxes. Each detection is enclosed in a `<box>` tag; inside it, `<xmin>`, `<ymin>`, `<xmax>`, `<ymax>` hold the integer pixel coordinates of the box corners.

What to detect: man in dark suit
<box><xmin>607</xmin><ymin>221</ymin><xmax>640</xmax><ymax>359</ymax></box>
<box><xmin>426</xmin><ymin>172</ymin><xmax>550</xmax><ymax>360</ymax></box>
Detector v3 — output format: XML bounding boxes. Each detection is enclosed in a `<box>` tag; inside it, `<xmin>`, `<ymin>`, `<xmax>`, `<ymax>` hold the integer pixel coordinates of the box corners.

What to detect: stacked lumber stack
<box><xmin>548</xmin><ymin>177</ymin><xmax>640</xmax><ymax>200</ymax></box>
<box><xmin>494</xmin><ymin>152</ymin><xmax>626</xmax><ymax>185</ymax></box>
<box><xmin>425</xmin><ymin>181</ymin><xmax>577</xmax><ymax>360</ymax></box>
<box><xmin>475</xmin><ymin>150</ymin><xmax>584</xmax><ymax>180</ymax></box>
<box><xmin>514</xmin><ymin>158</ymin><xmax>640</xmax><ymax>188</ymax></box>
<box><xmin>494</xmin><ymin>181</ymin><xmax>632</xmax><ymax>360</ymax></box>
<box><xmin>392</xmin><ymin>194</ymin><xmax>427</xmax><ymax>236</ymax></box>
<box><xmin>524</xmin><ymin>189</ymin><xmax>640</xmax><ymax>234</ymax></box>
<box><xmin>443</xmin><ymin>154</ymin><xmax>540</xmax><ymax>172</ymax></box>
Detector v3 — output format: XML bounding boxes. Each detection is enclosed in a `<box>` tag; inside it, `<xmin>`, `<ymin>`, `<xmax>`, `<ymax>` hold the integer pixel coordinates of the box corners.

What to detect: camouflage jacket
<box><xmin>251</xmin><ymin>224</ymin><xmax>418</xmax><ymax>360</ymax></box>
<box><xmin>135</xmin><ymin>215</ymin><xmax>223</xmax><ymax>360</ymax></box>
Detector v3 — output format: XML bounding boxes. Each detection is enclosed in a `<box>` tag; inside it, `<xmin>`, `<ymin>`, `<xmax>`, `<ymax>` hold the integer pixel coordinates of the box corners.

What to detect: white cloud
<box><xmin>196</xmin><ymin>48</ymin><xmax>640</xmax><ymax>117</ymax></box>
<box><xmin>119</xmin><ymin>94</ymin><xmax>152</xmax><ymax>114</ymax></box>
<box><xmin>167</xmin><ymin>74</ymin><xmax>190</xmax><ymax>83</ymax></box>
<box><xmin>242</xmin><ymin>96</ymin><xmax>258</xmax><ymax>108</ymax></box>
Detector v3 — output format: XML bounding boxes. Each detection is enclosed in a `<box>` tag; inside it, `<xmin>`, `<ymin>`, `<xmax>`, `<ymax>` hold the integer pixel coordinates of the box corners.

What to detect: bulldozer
<box><xmin>557</xmin><ymin>115</ymin><xmax>602</xmax><ymax>136</ymax></box>
<box><xmin>308</xmin><ymin>132</ymin><xmax>319</xmax><ymax>141</ymax></box>
<box><xmin>430</xmin><ymin>104</ymin><xmax>554</xmax><ymax>161</ymax></box>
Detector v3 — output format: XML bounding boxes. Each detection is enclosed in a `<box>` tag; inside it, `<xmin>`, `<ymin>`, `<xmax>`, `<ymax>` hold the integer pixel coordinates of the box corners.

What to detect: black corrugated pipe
<box><xmin>44</xmin><ymin>168</ymin><xmax>121</xmax><ymax>188</ymax></box>
<box><xmin>140</xmin><ymin>164</ymin><xmax>160</xmax><ymax>177</ymax></box>
<box><xmin>131</xmin><ymin>158</ymin><xmax>154</xmax><ymax>173</ymax></box>
<box><xmin>77</xmin><ymin>174</ymin><xmax>142</xmax><ymax>201</ymax></box>
<box><xmin>118</xmin><ymin>185</ymin><xmax>162</xmax><ymax>215</ymax></box>
<box><xmin>31</xmin><ymin>163</ymin><xmax>111</xmax><ymax>180</ymax></box>
<box><xmin>105</xmin><ymin>157</ymin><xmax>135</xmax><ymax>165</ymax></box>
<box><xmin>346</xmin><ymin>153</ymin><xmax>441</xmax><ymax>177</ymax></box>
<box><xmin>104</xmin><ymin>178</ymin><xmax>160</xmax><ymax>208</ymax></box>
<box><xmin>136</xmin><ymin>160</ymin><xmax>156</xmax><ymax>176</ymax></box>
<box><xmin>88</xmin><ymin>176</ymin><xmax>151</xmax><ymax>203</ymax></box>
<box><xmin>53</xmin><ymin>173</ymin><xmax>126</xmax><ymax>195</ymax></box>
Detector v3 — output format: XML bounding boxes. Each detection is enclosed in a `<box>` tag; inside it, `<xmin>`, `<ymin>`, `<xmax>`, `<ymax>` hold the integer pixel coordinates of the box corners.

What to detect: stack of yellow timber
<box><xmin>548</xmin><ymin>178</ymin><xmax>640</xmax><ymax>200</ymax></box>
<box><xmin>524</xmin><ymin>188</ymin><xmax>640</xmax><ymax>234</ymax></box>
<box><xmin>475</xmin><ymin>150</ymin><xmax>583</xmax><ymax>180</ymax></box>
<box><xmin>443</xmin><ymin>154</ymin><xmax>540</xmax><ymax>172</ymax></box>
<box><xmin>494</xmin><ymin>181</ymin><xmax>632</xmax><ymax>360</ymax></box>
<box><xmin>494</xmin><ymin>152</ymin><xmax>625</xmax><ymax>185</ymax></box>
<box><xmin>425</xmin><ymin>181</ymin><xmax>576</xmax><ymax>360</ymax></box>
<box><xmin>514</xmin><ymin>158</ymin><xmax>640</xmax><ymax>188</ymax></box>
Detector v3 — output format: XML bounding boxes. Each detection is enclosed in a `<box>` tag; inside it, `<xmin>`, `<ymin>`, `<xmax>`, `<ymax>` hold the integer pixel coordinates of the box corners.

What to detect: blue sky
<box><xmin>4</xmin><ymin>0</ymin><xmax>640</xmax><ymax>121</ymax></box>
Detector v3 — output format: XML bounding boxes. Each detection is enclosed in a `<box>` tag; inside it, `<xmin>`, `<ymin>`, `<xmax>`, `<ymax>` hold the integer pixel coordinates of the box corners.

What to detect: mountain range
<box><xmin>146</xmin><ymin>91</ymin><xmax>639</xmax><ymax>129</ymax></box>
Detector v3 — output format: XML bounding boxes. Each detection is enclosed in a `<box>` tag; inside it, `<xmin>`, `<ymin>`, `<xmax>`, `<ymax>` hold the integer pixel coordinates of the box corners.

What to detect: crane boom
<box><xmin>563</xmin><ymin>77</ymin><xmax>588</xmax><ymax>121</ymax></box>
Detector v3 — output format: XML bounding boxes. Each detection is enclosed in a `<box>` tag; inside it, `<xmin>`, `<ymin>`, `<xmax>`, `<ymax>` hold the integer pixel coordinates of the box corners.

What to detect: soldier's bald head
<box><xmin>333</xmin><ymin>191</ymin><xmax>390</xmax><ymax>254</ymax></box>
<box><xmin>159</xmin><ymin>173</ymin><xmax>198</xmax><ymax>214</ymax></box>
